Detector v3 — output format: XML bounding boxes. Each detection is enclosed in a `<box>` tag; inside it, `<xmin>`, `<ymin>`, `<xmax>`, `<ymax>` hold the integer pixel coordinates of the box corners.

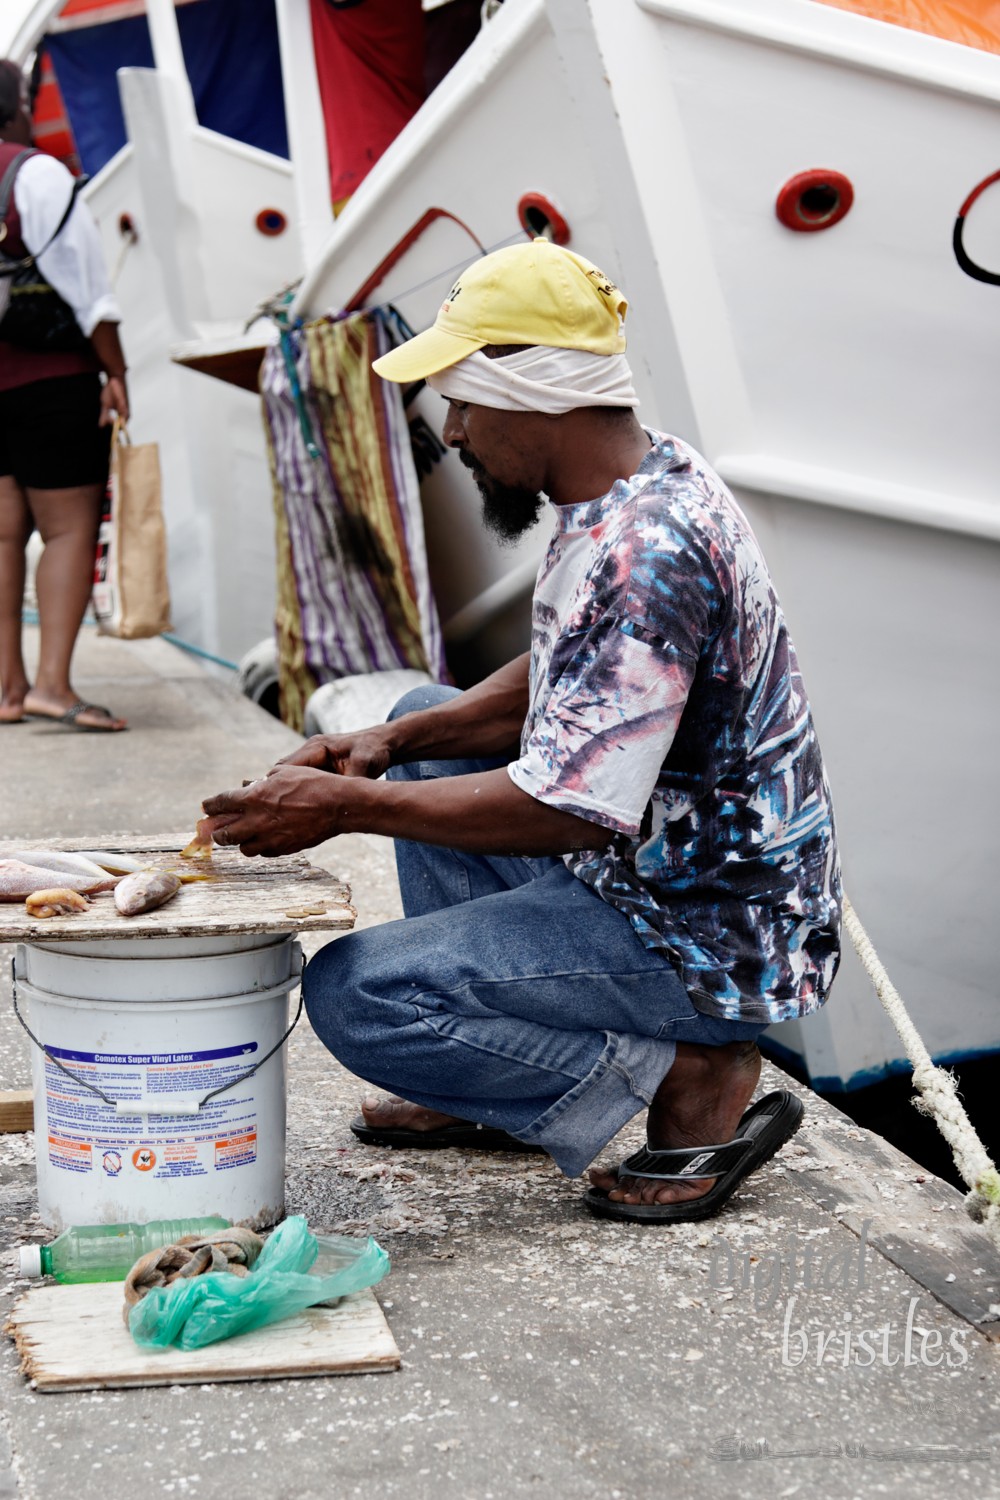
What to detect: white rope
<box><xmin>109</xmin><ymin>225</ymin><xmax>137</xmax><ymax>289</ymax></box>
<box><xmin>843</xmin><ymin>896</ymin><xmax>1000</xmax><ymax>1244</ymax></box>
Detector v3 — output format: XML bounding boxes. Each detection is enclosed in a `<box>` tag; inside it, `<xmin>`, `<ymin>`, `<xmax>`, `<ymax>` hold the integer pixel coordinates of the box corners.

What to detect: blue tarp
<box><xmin>47</xmin><ymin>0</ymin><xmax>289</xmax><ymax>178</ymax></box>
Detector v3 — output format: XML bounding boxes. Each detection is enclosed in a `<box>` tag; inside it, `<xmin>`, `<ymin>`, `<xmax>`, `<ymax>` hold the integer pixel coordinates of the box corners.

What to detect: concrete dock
<box><xmin>1</xmin><ymin>623</ymin><xmax>998</xmax><ymax>1499</ymax></box>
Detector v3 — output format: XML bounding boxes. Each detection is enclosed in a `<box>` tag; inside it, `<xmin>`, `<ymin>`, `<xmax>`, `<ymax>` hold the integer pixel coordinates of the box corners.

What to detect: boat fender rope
<box><xmin>843</xmin><ymin>897</ymin><xmax>1000</xmax><ymax>1244</ymax></box>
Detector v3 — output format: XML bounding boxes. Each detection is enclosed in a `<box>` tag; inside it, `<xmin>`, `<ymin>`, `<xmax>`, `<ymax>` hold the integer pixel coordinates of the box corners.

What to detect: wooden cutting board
<box><xmin>6</xmin><ymin>1282</ymin><xmax>400</xmax><ymax>1391</ymax></box>
<box><xmin>0</xmin><ymin>836</ymin><xmax>355</xmax><ymax>941</ymax></box>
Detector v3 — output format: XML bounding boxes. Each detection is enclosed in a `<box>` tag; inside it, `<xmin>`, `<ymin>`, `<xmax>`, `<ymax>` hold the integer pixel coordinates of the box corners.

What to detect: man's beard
<box><xmin>459</xmin><ymin>450</ymin><xmax>544</xmax><ymax>544</ymax></box>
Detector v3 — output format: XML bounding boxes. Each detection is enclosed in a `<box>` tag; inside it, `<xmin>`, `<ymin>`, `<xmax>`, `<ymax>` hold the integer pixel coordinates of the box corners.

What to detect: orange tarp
<box><xmin>56</xmin><ymin>0</ymin><xmax>200</xmax><ymax>19</ymax></box>
<box><xmin>59</xmin><ymin>0</ymin><xmax>146</xmax><ymax>15</ymax></box>
<box><xmin>816</xmin><ymin>1</ymin><xmax>1000</xmax><ymax>54</ymax></box>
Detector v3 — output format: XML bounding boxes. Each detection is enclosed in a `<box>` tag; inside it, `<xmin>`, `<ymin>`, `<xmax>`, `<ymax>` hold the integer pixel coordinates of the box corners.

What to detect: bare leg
<box><xmin>0</xmin><ymin>474</ymin><xmax>33</xmax><ymax>722</ymax></box>
<box><xmin>22</xmin><ymin>483</ymin><xmax>126</xmax><ymax>731</ymax></box>
<box><xmin>362</xmin><ymin>1040</ymin><xmax>762</xmax><ymax>1207</ymax></box>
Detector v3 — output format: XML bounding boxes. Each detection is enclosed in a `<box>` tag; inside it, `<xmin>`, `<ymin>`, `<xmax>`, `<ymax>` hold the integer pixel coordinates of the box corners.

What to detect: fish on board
<box><xmin>79</xmin><ymin>848</ymin><xmax>207</xmax><ymax>884</ymax></box>
<box><xmin>114</xmin><ymin>869</ymin><xmax>182</xmax><ymax>917</ymax></box>
<box><xmin>6</xmin><ymin>850</ymin><xmax>119</xmax><ymax>887</ymax></box>
<box><xmin>75</xmin><ymin>850</ymin><xmax>147</xmax><ymax>876</ymax></box>
<box><xmin>24</xmin><ymin>888</ymin><xmax>90</xmax><ymax>918</ymax></box>
<box><xmin>0</xmin><ymin>859</ymin><xmax>115</xmax><ymax>902</ymax></box>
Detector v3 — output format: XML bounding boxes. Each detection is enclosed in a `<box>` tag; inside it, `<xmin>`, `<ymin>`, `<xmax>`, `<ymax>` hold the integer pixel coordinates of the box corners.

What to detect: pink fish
<box><xmin>0</xmin><ymin>859</ymin><xmax>115</xmax><ymax>902</ymax></box>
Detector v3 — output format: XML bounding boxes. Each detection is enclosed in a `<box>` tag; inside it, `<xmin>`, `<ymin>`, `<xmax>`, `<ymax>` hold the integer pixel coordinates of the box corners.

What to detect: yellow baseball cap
<box><xmin>372</xmin><ymin>238</ymin><xmax>628</xmax><ymax>383</ymax></box>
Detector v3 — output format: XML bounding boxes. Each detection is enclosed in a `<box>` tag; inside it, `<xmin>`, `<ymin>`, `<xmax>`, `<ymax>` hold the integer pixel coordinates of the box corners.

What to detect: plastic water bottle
<box><xmin>18</xmin><ymin>1217</ymin><xmax>232</xmax><ymax>1283</ymax></box>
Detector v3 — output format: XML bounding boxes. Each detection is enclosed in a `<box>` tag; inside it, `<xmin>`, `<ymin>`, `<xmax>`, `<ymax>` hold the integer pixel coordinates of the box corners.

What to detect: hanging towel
<box><xmin>260</xmin><ymin>308</ymin><xmax>448</xmax><ymax>731</ymax></box>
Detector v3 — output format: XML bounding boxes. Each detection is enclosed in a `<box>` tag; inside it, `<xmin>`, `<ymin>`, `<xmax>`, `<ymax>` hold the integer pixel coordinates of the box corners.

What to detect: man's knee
<box><xmin>387</xmin><ymin>683</ymin><xmax>460</xmax><ymax>722</ymax></box>
<box><xmin>301</xmin><ymin>931</ymin><xmax>414</xmax><ymax>1078</ymax></box>
<box><xmin>302</xmin><ymin>938</ymin><xmax>362</xmax><ymax>1064</ymax></box>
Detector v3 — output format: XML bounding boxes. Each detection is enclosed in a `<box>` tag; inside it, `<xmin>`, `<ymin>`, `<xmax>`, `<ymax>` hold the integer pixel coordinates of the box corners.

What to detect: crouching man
<box><xmin>203</xmin><ymin>240</ymin><xmax>841</xmax><ymax>1223</ymax></box>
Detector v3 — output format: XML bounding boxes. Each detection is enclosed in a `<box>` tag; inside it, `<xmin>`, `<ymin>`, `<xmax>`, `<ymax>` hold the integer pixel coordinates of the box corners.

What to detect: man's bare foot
<box><xmin>588</xmin><ymin>1040</ymin><xmax>762</xmax><ymax>1207</ymax></box>
<box><xmin>359</xmin><ymin>1095</ymin><xmax>466</xmax><ymax>1134</ymax></box>
<box><xmin>354</xmin><ymin>1095</ymin><xmax>546</xmax><ymax>1155</ymax></box>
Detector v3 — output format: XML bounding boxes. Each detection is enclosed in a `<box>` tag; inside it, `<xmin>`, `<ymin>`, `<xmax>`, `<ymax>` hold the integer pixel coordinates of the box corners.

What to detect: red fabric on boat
<box><xmin>309</xmin><ymin>0</ymin><xmax>426</xmax><ymax>206</ymax></box>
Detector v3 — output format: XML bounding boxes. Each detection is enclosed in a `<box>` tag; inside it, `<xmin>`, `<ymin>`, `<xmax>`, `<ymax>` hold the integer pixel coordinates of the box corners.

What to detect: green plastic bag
<box><xmin>127</xmin><ymin>1215</ymin><xmax>390</xmax><ymax>1351</ymax></box>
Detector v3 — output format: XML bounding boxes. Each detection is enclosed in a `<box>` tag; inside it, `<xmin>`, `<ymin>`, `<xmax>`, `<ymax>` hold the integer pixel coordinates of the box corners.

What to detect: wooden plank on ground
<box><xmin>0</xmin><ymin>1089</ymin><xmax>33</xmax><ymax>1134</ymax></box>
<box><xmin>786</xmin><ymin>1105</ymin><xmax>1000</xmax><ymax>1340</ymax></box>
<box><xmin>5</xmin><ymin>1283</ymin><xmax>400</xmax><ymax>1392</ymax></box>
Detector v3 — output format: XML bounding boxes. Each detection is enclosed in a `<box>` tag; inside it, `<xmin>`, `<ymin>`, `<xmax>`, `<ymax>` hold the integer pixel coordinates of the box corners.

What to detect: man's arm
<box><xmin>276</xmin><ymin>653</ymin><xmax>531</xmax><ymax>777</ymax></box>
<box><xmin>202</xmin><ymin>759</ymin><xmax>610</xmax><ymax>860</ymax></box>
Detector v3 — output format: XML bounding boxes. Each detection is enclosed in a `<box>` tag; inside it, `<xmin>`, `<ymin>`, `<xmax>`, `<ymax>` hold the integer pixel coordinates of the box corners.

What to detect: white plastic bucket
<box><xmin>14</xmin><ymin>935</ymin><xmax>302</xmax><ymax>1233</ymax></box>
<box><xmin>23</xmin><ymin>934</ymin><xmax>293</xmax><ymax>1001</ymax></box>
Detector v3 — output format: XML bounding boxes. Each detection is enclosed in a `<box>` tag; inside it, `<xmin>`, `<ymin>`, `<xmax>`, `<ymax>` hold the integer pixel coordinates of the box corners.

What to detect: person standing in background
<box><xmin>0</xmin><ymin>58</ymin><xmax>128</xmax><ymax>732</ymax></box>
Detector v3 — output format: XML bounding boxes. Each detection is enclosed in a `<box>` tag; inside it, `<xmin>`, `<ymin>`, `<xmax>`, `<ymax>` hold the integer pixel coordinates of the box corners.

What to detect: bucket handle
<box><xmin>10</xmin><ymin>947</ymin><xmax>305</xmax><ymax>1115</ymax></box>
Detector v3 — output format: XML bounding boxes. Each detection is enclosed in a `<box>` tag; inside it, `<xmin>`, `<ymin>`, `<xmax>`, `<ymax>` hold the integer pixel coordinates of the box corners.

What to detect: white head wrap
<box><xmin>426</xmin><ymin>346</ymin><xmax>639</xmax><ymax>415</ymax></box>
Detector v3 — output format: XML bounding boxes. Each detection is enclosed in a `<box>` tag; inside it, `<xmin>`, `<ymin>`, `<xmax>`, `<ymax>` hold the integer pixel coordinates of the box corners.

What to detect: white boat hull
<box><xmin>6</xmin><ymin>0</ymin><xmax>996</xmax><ymax>1087</ymax></box>
<box><xmin>296</xmin><ymin>0</ymin><xmax>1000</xmax><ymax>1088</ymax></box>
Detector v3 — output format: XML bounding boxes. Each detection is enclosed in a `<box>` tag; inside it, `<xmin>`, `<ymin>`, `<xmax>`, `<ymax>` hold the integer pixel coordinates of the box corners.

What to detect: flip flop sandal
<box><xmin>350</xmin><ymin>1115</ymin><xmax>545</xmax><ymax>1153</ymax></box>
<box><xmin>584</xmin><ymin>1089</ymin><xmax>804</xmax><ymax>1224</ymax></box>
<box><xmin>26</xmin><ymin>701</ymin><xmax>127</xmax><ymax>733</ymax></box>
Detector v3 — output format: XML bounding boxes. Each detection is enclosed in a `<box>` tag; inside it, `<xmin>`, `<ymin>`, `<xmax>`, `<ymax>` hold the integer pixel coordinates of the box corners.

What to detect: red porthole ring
<box><xmin>255</xmin><ymin>207</ymin><xmax>288</xmax><ymax>238</ymax></box>
<box><xmin>517</xmin><ymin>193</ymin><xmax>570</xmax><ymax>246</ymax></box>
<box><xmin>775</xmin><ymin>170</ymin><xmax>854</xmax><ymax>233</ymax></box>
<box><xmin>953</xmin><ymin>170</ymin><xmax>1000</xmax><ymax>286</ymax></box>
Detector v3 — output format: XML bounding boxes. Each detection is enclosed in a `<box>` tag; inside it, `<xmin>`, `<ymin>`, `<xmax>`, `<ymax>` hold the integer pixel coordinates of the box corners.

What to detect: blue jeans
<box><xmin>302</xmin><ymin>687</ymin><xmax>765</xmax><ymax>1178</ymax></box>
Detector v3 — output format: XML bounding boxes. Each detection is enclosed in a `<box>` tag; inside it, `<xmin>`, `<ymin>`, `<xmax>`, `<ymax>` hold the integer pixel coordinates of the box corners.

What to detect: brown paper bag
<box><xmin>92</xmin><ymin>419</ymin><xmax>172</xmax><ymax>638</ymax></box>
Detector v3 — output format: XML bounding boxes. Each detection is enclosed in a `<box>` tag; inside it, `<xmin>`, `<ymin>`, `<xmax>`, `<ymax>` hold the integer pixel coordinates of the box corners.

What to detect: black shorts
<box><xmin>0</xmin><ymin>373</ymin><xmax>111</xmax><ymax>490</ymax></box>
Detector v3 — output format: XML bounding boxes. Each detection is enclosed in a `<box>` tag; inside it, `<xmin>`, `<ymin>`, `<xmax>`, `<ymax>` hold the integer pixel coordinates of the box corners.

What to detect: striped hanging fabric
<box><xmin>260</xmin><ymin>308</ymin><xmax>448</xmax><ymax>732</ymax></box>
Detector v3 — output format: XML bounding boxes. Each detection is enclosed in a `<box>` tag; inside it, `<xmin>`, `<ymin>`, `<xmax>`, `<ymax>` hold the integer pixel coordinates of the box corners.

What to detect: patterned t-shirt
<box><xmin>507</xmin><ymin>431</ymin><xmax>841</xmax><ymax>1024</ymax></box>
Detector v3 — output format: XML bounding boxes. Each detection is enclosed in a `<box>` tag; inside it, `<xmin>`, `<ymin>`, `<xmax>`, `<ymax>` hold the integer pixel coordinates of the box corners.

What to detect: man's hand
<box><xmin>202</xmin><ymin>765</ymin><xmax>365</xmax><ymax>857</ymax></box>
<box><xmin>272</xmin><ymin>727</ymin><xmax>391</xmax><ymax>779</ymax></box>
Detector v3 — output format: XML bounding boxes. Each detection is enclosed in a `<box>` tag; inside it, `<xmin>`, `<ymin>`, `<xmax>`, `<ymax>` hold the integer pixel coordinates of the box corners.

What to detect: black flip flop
<box><xmin>25</xmin><ymin>701</ymin><xmax>127</xmax><ymax>732</ymax></box>
<box><xmin>350</xmin><ymin>1115</ymin><xmax>545</xmax><ymax>1153</ymax></box>
<box><xmin>584</xmin><ymin>1089</ymin><xmax>804</xmax><ymax>1224</ymax></box>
